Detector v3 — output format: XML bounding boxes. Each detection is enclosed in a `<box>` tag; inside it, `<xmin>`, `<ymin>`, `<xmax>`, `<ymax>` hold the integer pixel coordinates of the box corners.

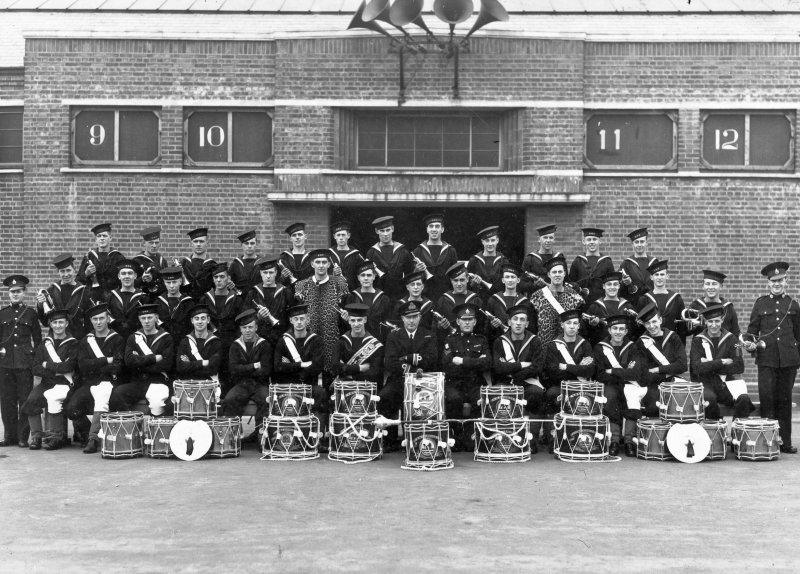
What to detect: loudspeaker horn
<box><xmin>462</xmin><ymin>0</ymin><xmax>509</xmax><ymax>43</ymax></box>
<box><xmin>389</xmin><ymin>0</ymin><xmax>423</xmax><ymax>26</ymax></box>
<box><xmin>362</xmin><ymin>0</ymin><xmax>390</xmax><ymax>22</ymax></box>
<box><xmin>433</xmin><ymin>0</ymin><xmax>474</xmax><ymax>25</ymax></box>
<box><xmin>348</xmin><ymin>0</ymin><xmax>394</xmax><ymax>39</ymax></box>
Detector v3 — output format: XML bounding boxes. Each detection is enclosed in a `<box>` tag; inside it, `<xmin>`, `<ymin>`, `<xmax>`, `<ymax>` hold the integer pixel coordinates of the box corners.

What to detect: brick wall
<box><xmin>3</xmin><ymin>32</ymin><xmax>800</xmax><ymax>388</ymax></box>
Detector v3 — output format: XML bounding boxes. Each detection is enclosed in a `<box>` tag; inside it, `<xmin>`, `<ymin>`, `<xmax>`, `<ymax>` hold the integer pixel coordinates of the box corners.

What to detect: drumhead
<box><xmin>170</xmin><ymin>420</ymin><xmax>212</xmax><ymax>461</ymax></box>
<box><xmin>666</xmin><ymin>423</ymin><xmax>711</xmax><ymax>463</ymax></box>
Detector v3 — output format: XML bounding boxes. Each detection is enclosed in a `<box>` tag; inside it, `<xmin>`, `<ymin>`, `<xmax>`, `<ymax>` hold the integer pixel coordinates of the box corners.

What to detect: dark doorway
<box><xmin>331</xmin><ymin>205</ymin><xmax>526</xmax><ymax>265</ymax></box>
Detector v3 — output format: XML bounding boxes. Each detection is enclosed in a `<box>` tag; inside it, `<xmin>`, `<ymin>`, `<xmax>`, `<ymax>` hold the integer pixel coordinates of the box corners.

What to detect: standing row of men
<box><xmin>0</xmin><ymin>217</ymin><xmax>797</xmax><ymax>457</ymax></box>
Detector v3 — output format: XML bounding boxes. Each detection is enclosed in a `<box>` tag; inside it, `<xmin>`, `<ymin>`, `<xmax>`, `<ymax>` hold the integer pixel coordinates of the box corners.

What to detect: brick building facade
<box><xmin>1</xmin><ymin>3</ymin><xmax>799</xmax><ymax>363</ymax></box>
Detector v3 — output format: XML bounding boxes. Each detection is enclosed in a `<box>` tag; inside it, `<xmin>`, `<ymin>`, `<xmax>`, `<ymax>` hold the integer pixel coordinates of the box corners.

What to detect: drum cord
<box><xmin>327</xmin><ymin>412</ymin><xmax>384</xmax><ymax>465</ymax></box>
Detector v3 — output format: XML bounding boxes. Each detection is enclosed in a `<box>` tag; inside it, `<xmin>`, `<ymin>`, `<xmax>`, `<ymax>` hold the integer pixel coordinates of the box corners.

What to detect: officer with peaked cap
<box><xmin>0</xmin><ymin>275</ymin><xmax>41</xmax><ymax>447</ymax></box>
<box><xmin>743</xmin><ymin>261</ymin><xmax>800</xmax><ymax>453</ymax></box>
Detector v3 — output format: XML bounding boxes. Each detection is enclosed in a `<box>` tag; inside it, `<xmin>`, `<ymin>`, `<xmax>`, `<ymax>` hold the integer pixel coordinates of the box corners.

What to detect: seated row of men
<box><xmin>20</xmin><ymin>270</ymin><xmax>752</xmax><ymax>458</ymax></box>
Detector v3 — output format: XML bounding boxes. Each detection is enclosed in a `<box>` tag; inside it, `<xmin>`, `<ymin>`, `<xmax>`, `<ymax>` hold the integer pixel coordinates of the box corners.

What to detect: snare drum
<box><xmin>172</xmin><ymin>380</ymin><xmax>219</xmax><ymax>420</ymax></box>
<box><xmin>473</xmin><ymin>419</ymin><xmax>532</xmax><ymax>463</ymax></box>
<box><xmin>559</xmin><ymin>380</ymin><xmax>606</xmax><ymax>416</ymax></box>
<box><xmin>261</xmin><ymin>416</ymin><xmax>321</xmax><ymax>461</ymax></box>
<box><xmin>702</xmin><ymin>419</ymin><xmax>728</xmax><ymax>461</ymax></box>
<box><xmin>328</xmin><ymin>413</ymin><xmax>384</xmax><ymax>463</ymax></box>
<box><xmin>479</xmin><ymin>385</ymin><xmax>526</xmax><ymax>419</ymax></box>
<box><xmin>402</xmin><ymin>421</ymin><xmax>454</xmax><ymax>471</ymax></box>
<box><xmin>731</xmin><ymin>418</ymin><xmax>780</xmax><ymax>461</ymax></box>
<box><xmin>332</xmin><ymin>380</ymin><xmax>378</xmax><ymax>416</ymax></box>
<box><xmin>657</xmin><ymin>381</ymin><xmax>705</xmax><ymax>423</ymax></box>
<box><xmin>403</xmin><ymin>372</ymin><xmax>445</xmax><ymax>421</ymax></box>
<box><xmin>553</xmin><ymin>413</ymin><xmax>610</xmax><ymax>461</ymax></box>
<box><xmin>633</xmin><ymin>418</ymin><xmax>673</xmax><ymax>461</ymax></box>
<box><xmin>207</xmin><ymin>417</ymin><xmax>242</xmax><ymax>459</ymax></box>
<box><xmin>144</xmin><ymin>416</ymin><xmax>177</xmax><ymax>458</ymax></box>
<box><xmin>268</xmin><ymin>384</ymin><xmax>314</xmax><ymax>418</ymax></box>
<box><xmin>99</xmin><ymin>411</ymin><xmax>144</xmax><ymax>459</ymax></box>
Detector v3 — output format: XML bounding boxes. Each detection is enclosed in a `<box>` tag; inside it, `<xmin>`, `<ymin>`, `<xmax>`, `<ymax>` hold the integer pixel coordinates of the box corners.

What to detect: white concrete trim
<box><xmin>585</xmin><ymin>171</ymin><xmax>800</xmax><ymax>178</ymax></box>
<box><xmin>60</xmin><ymin>167</ymin><xmax>272</xmax><ymax>174</ymax></box>
<box><xmin>273</xmin><ymin>99</ymin><xmax>583</xmax><ymax>108</ymax></box>
<box><xmin>60</xmin><ymin>99</ymin><xmax>800</xmax><ymax>111</ymax></box>
<box><xmin>24</xmin><ymin>29</ymin><xmax>278</xmax><ymax>40</ymax></box>
<box><xmin>0</xmin><ymin>101</ymin><xmax>25</xmax><ymax>107</ymax></box>
<box><xmin>58</xmin><ymin>98</ymin><xmax>584</xmax><ymax>108</ymax></box>
<box><xmin>61</xmin><ymin>99</ymin><xmax>276</xmax><ymax>107</ymax></box>
<box><xmin>266</xmin><ymin>192</ymin><xmax>592</xmax><ymax>203</ymax></box>
<box><xmin>0</xmin><ymin>169</ymin><xmax>24</xmax><ymax>173</ymax></box>
<box><xmin>586</xmin><ymin>102</ymin><xmax>800</xmax><ymax>110</ymax></box>
<box><xmin>587</xmin><ymin>34</ymin><xmax>800</xmax><ymax>42</ymax></box>
<box><xmin>20</xmin><ymin>28</ymin><xmax>800</xmax><ymax>44</ymax></box>
<box><xmin>274</xmin><ymin>168</ymin><xmax>584</xmax><ymax>177</ymax></box>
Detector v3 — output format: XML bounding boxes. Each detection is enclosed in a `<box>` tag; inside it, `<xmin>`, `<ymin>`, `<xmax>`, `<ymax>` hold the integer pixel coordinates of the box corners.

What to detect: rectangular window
<box><xmin>584</xmin><ymin>111</ymin><xmax>678</xmax><ymax>171</ymax></box>
<box><xmin>184</xmin><ymin>109</ymin><xmax>273</xmax><ymax>168</ymax></box>
<box><xmin>0</xmin><ymin>107</ymin><xmax>23</xmax><ymax>167</ymax></box>
<box><xmin>356</xmin><ymin>112</ymin><xmax>501</xmax><ymax>169</ymax></box>
<box><xmin>71</xmin><ymin>108</ymin><xmax>161</xmax><ymax>166</ymax></box>
<box><xmin>701</xmin><ymin>111</ymin><xmax>794</xmax><ymax>171</ymax></box>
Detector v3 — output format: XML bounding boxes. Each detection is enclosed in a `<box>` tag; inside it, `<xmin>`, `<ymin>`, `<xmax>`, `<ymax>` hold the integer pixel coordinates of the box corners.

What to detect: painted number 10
<box><xmin>599</xmin><ymin>128</ymin><xmax>621</xmax><ymax>151</ymax></box>
<box><xmin>199</xmin><ymin>126</ymin><xmax>225</xmax><ymax>147</ymax></box>
<box><xmin>714</xmin><ymin>129</ymin><xmax>739</xmax><ymax>151</ymax></box>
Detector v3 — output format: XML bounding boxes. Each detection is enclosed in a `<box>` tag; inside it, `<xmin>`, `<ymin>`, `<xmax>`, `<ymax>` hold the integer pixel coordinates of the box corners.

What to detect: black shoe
<box><xmin>780</xmin><ymin>445</ymin><xmax>798</xmax><ymax>454</ymax></box>
<box><xmin>625</xmin><ymin>442</ymin><xmax>636</xmax><ymax>458</ymax></box>
<box><xmin>43</xmin><ymin>438</ymin><xmax>63</xmax><ymax>451</ymax></box>
<box><xmin>18</xmin><ymin>440</ymin><xmax>28</xmax><ymax>448</ymax></box>
<box><xmin>242</xmin><ymin>431</ymin><xmax>259</xmax><ymax>444</ymax></box>
<box><xmin>609</xmin><ymin>442</ymin><xmax>620</xmax><ymax>457</ymax></box>
<box><xmin>547</xmin><ymin>440</ymin><xmax>554</xmax><ymax>455</ymax></box>
<box><xmin>530</xmin><ymin>442</ymin><xmax>538</xmax><ymax>455</ymax></box>
<box><xmin>29</xmin><ymin>438</ymin><xmax>41</xmax><ymax>450</ymax></box>
<box><xmin>83</xmin><ymin>437</ymin><xmax>100</xmax><ymax>454</ymax></box>
<box><xmin>0</xmin><ymin>438</ymin><xmax>15</xmax><ymax>447</ymax></box>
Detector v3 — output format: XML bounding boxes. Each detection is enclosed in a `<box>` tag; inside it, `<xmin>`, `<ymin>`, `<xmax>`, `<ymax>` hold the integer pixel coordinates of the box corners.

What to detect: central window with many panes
<box><xmin>356</xmin><ymin>112</ymin><xmax>502</xmax><ymax>170</ymax></box>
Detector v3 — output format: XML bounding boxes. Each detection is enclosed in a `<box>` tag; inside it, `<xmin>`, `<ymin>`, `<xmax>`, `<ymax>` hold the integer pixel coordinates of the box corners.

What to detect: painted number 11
<box><xmin>599</xmin><ymin>128</ymin><xmax>621</xmax><ymax>151</ymax></box>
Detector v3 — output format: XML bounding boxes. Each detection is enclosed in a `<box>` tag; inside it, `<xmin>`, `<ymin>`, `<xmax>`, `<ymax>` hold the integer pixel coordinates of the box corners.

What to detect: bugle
<box><xmin>412</xmin><ymin>255</ymin><xmax>434</xmax><ymax>281</ymax></box>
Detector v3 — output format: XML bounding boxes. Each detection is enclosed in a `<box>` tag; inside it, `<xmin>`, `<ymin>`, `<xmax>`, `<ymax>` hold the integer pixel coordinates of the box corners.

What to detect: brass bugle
<box><xmin>478</xmin><ymin>308</ymin><xmax>508</xmax><ymax>333</ymax></box>
<box><xmin>412</xmin><ymin>255</ymin><xmax>434</xmax><ymax>281</ymax></box>
<box><xmin>39</xmin><ymin>289</ymin><xmax>54</xmax><ymax>314</ymax></box>
<box><xmin>255</xmin><ymin>303</ymin><xmax>278</xmax><ymax>326</ymax></box>
<box><xmin>581</xmin><ymin>313</ymin><xmax>607</xmax><ymax>327</ymax></box>
<box><xmin>432</xmin><ymin>310</ymin><xmax>457</xmax><ymax>335</ymax></box>
<box><xmin>468</xmin><ymin>272</ymin><xmax>492</xmax><ymax>291</ymax></box>
<box><xmin>87</xmin><ymin>250</ymin><xmax>100</xmax><ymax>288</ymax></box>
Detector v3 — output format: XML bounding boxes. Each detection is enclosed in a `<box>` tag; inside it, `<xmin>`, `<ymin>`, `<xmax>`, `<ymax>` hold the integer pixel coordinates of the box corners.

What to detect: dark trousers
<box><xmin>65</xmin><ymin>385</ymin><xmax>98</xmax><ymax>438</ymax></box>
<box><xmin>0</xmin><ymin>367</ymin><xmax>32</xmax><ymax>442</ymax></box>
<box><xmin>758</xmin><ymin>366</ymin><xmax>797</xmax><ymax>446</ymax></box>
<box><xmin>702</xmin><ymin>381</ymin><xmax>755</xmax><ymax>420</ymax></box>
<box><xmin>223</xmin><ymin>381</ymin><xmax>269</xmax><ymax>428</ymax></box>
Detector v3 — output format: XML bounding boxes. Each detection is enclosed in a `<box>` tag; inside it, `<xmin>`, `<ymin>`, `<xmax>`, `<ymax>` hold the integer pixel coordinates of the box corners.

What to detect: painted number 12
<box><xmin>714</xmin><ymin>129</ymin><xmax>739</xmax><ymax>151</ymax></box>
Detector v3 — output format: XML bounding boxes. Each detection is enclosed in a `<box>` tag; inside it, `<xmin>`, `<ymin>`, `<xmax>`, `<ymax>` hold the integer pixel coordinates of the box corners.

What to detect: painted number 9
<box><xmin>199</xmin><ymin>126</ymin><xmax>225</xmax><ymax>148</ymax></box>
<box><xmin>89</xmin><ymin>124</ymin><xmax>106</xmax><ymax>146</ymax></box>
<box><xmin>714</xmin><ymin>129</ymin><xmax>739</xmax><ymax>151</ymax></box>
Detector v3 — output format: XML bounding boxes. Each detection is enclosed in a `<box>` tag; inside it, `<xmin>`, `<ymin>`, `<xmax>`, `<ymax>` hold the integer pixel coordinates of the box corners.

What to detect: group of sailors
<box><xmin>0</xmin><ymin>215</ymin><xmax>797</xmax><ymax>457</ymax></box>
